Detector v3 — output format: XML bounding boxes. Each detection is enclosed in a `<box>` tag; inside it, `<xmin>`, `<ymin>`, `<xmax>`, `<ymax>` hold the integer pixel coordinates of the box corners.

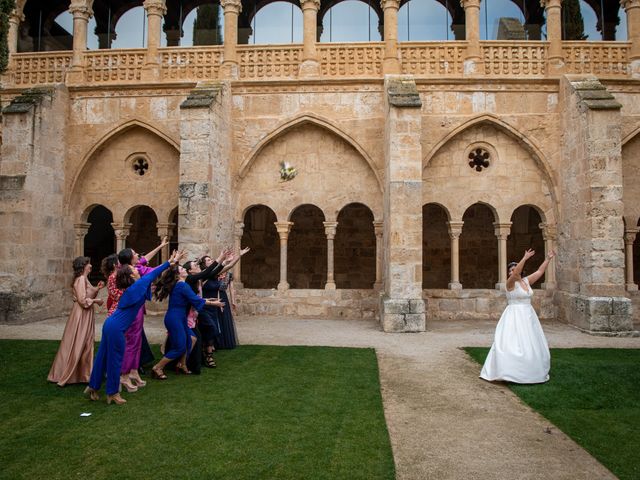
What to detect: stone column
<box><xmin>447</xmin><ymin>221</ymin><xmax>463</xmax><ymax>290</ymax></box>
<box><xmin>380</xmin><ymin>77</ymin><xmax>425</xmax><ymax>332</ymax></box>
<box><xmin>624</xmin><ymin>228</ymin><xmax>639</xmax><ymax>291</ymax></box>
<box><xmin>557</xmin><ymin>76</ymin><xmax>631</xmax><ymax>332</ymax></box>
<box><xmin>221</xmin><ymin>0</ymin><xmax>242</xmax><ymax>79</ymax></box>
<box><xmin>66</xmin><ymin>2</ymin><xmax>93</xmax><ymax>84</ymax></box>
<box><xmin>299</xmin><ymin>0</ymin><xmax>321</xmax><ymax>77</ymax></box>
<box><xmin>381</xmin><ymin>0</ymin><xmax>401</xmax><ymax>74</ymax></box>
<box><xmin>74</xmin><ymin>223</ymin><xmax>91</xmax><ymax>257</ymax></box>
<box><xmin>323</xmin><ymin>221</ymin><xmax>338</xmax><ymax>290</ymax></box>
<box><xmin>141</xmin><ymin>0</ymin><xmax>167</xmax><ymax>81</ymax></box>
<box><xmin>111</xmin><ymin>223</ymin><xmax>132</xmax><ymax>251</ymax></box>
<box><xmin>373</xmin><ymin>220</ymin><xmax>383</xmax><ymax>289</ymax></box>
<box><xmin>156</xmin><ymin>222</ymin><xmax>174</xmax><ymax>262</ymax></box>
<box><xmin>493</xmin><ymin>222</ymin><xmax>512</xmax><ymax>290</ymax></box>
<box><xmin>622</xmin><ymin>0</ymin><xmax>640</xmax><ymax>77</ymax></box>
<box><xmin>461</xmin><ymin>0</ymin><xmax>482</xmax><ymax>75</ymax></box>
<box><xmin>7</xmin><ymin>10</ymin><xmax>24</xmax><ymax>55</ymax></box>
<box><xmin>234</xmin><ymin>221</ymin><xmax>245</xmax><ymax>288</ymax></box>
<box><xmin>541</xmin><ymin>0</ymin><xmax>564</xmax><ymax>74</ymax></box>
<box><xmin>539</xmin><ymin>222</ymin><xmax>557</xmax><ymax>289</ymax></box>
<box><xmin>275</xmin><ymin>222</ymin><xmax>293</xmax><ymax>291</ymax></box>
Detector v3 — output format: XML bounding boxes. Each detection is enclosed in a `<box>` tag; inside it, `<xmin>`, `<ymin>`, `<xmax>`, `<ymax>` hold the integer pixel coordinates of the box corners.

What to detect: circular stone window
<box><xmin>468</xmin><ymin>147</ymin><xmax>490</xmax><ymax>172</ymax></box>
<box><xmin>131</xmin><ymin>156</ymin><xmax>150</xmax><ymax>176</ymax></box>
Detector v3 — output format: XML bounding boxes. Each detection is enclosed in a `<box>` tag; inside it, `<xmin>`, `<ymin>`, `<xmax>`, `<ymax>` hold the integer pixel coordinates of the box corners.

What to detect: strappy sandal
<box><xmin>204</xmin><ymin>352</ymin><xmax>217</xmax><ymax>368</ymax></box>
<box><xmin>151</xmin><ymin>367</ymin><xmax>168</xmax><ymax>380</ymax></box>
<box><xmin>176</xmin><ymin>363</ymin><xmax>192</xmax><ymax>375</ymax></box>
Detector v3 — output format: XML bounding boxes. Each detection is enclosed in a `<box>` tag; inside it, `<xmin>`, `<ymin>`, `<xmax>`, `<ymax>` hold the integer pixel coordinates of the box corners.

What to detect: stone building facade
<box><xmin>1</xmin><ymin>0</ymin><xmax>639</xmax><ymax>333</ymax></box>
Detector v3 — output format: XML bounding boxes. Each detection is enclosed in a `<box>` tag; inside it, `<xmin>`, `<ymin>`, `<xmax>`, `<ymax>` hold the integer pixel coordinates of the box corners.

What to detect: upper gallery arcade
<box><xmin>0</xmin><ymin>0</ymin><xmax>639</xmax><ymax>335</ymax></box>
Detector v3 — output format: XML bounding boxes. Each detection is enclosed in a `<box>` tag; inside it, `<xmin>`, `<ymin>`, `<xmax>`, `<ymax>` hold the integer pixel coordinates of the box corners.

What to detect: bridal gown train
<box><xmin>480</xmin><ymin>278</ymin><xmax>550</xmax><ymax>384</ymax></box>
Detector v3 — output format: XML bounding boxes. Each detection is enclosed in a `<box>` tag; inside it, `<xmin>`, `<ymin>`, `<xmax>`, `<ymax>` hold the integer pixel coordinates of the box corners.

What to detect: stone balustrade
<box><xmin>4</xmin><ymin>41</ymin><xmax>633</xmax><ymax>88</ymax></box>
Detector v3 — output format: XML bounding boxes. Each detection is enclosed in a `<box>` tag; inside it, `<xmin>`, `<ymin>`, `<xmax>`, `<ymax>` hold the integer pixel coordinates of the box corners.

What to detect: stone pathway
<box><xmin>2</xmin><ymin>316</ymin><xmax>638</xmax><ymax>479</ymax></box>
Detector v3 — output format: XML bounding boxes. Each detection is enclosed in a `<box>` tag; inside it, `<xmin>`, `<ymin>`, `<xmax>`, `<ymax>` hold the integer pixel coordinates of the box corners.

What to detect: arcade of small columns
<box><xmin>8</xmin><ymin>0</ymin><xmax>640</xmax><ymax>78</ymax></box>
<box><xmin>69</xmin><ymin>206</ymin><xmax>574</xmax><ymax>293</ymax></box>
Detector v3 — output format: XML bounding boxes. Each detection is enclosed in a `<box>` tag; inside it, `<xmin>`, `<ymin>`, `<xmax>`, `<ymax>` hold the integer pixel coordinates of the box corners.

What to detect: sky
<box><xmin>50</xmin><ymin>0</ymin><xmax>627</xmax><ymax>49</ymax></box>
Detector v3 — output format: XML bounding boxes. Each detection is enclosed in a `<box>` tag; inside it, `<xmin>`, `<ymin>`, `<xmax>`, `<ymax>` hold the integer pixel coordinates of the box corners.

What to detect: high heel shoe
<box><xmin>130</xmin><ymin>376</ymin><xmax>146</xmax><ymax>387</ymax></box>
<box><xmin>83</xmin><ymin>386</ymin><xmax>99</xmax><ymax>401</ymax></box>
<box><xmin>119</xmin><ymin>376</ymin><xmax>138</xmax><ymax>393</ymax></box>
<box><xmin>151</xmin><ymin>367</ymin><xmax>168</xmax><ymax>380</ymax></box>
<box><xmin>107</xmin><ymin>393</ymin><xmax>127</xmax><ymax>405</ymax></box>
<box><xmin>175</xmin><ymin>363</ymin><xmax>192</xmax><ymax>375</ymax></box>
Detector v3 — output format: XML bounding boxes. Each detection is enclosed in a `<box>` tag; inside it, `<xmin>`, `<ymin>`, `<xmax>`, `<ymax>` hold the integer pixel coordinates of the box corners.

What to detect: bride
<box><xmin>480</xmin><ymin>248</ymin><xmax>555</xmax><ymax>384</ymax></box>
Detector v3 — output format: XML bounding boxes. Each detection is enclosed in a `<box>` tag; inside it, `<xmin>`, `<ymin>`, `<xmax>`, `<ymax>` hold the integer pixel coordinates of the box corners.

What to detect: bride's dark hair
<box><xmin>154</xmin><ymin>265</ymin><xmax>180</xmax><ymax>302</ymax></box>
<box><xmin>507</xmin><ymin>262</ymin><xmax>526</xmax><ymax>276</ymax></box>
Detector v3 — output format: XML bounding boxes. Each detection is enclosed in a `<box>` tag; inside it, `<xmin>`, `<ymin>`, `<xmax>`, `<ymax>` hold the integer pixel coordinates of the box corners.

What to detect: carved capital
<box><xmin>69</xmin><ymin>1</ymin><xmax>93</xmax><ymax>19</ymax></box>
<box><xmin>275</xmin><ymin>221</ymin><xmax>293</xmax><ymax>240</ymax></box>
<box><xmin>156</xmin><ymin>222</ymin><xmax>175</xmax><ymax>237</ymax></box>
<box><xmin>111</xmin><ymin>222</ymin><xmax>132</xmax><ymax>240</ymax></box>
<box><xmin>460</xmin><ymin>0</ymin><xmax>481</xmax><ymax>9</ymax></box>
<box><xmin>493</xmin><ymin>222</ymin><xmax>512</xmax><ymax>240</ymax></box>
<box><xmin>299</xmin><ymin>0</ymin><xmax>321</xmax><ymax>11</ymax></box>
<box><xmin>221</xmin><ymin>0</ymin><xmax>243</xmax><ymax>14</ymax></box>
<box><xmin>373</xmin><ymin>220</ymin><xmax>383</xmax><ymax>237</ymax></box>
<box><xmin>9</xmin><ymin>10</ymin><xmax>25</xmax><ymax>25</ymax></box>
<box><xmin>143</xmin><ymin>0</ymin><xmax>167</xmax><ymax>16</ymax></box>
<box><xmin>621</xmin><ymin>0</ymin><xmax>640</xmax><ymax>10</ymax></box>
<box><xmin>624</xmin><ymin>228</ymin><xmax>639</xmax><ymax>244</ymax></box>
<box><xmin>74</xmin><ymin>222</ymin><xmax>91</xmax><ymax>238</ymax></box>
<box><xmin>234</xmin><ymin>221</ymin><xmax>245</xmax><ymax>238</ymax></box>
<box><xmin>323</xmin><ymin>221</ymin><xmax>338</xmax><ymax>239</ymax></box>
<box><xmin>540</xmin><ymin>0</ymin><xmax>562</xmax><ymax>9</ymax></box>
<box><xmin>539</xmin><ymin>222</ymin><xmax>557</xmax><ymax>241</ymax></box>
<box><xmin>447</xmin><ymin>220</ymin><xmax>464</xmax><ymax>239</ymax></box>
<box><xmin>380</xmin><ymin>0</ymin><xmax>400</xmax><ymax>10</ymax></box>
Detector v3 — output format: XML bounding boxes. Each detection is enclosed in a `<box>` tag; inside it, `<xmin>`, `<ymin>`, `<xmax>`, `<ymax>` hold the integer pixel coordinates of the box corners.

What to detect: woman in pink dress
<box><xmin>118</xmin><ymin>237</ymin><xmax>168</xmax><ymax>391</ymax></box>
<box><xmin>48</xmin><ymin>257</ymin><xmax>104</xmax><ymax>386</ymax></box>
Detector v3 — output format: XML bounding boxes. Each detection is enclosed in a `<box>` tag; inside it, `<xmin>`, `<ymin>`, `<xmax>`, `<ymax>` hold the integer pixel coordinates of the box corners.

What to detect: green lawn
<box><xmin>465</xmin><ymin>347</ymin><xmax>640</xmax><ymax>480</ymax></box>
<box><xmin>0</xmin><ymin>340</ymin><xmax>394</xmax><ymax>480</ymax></box>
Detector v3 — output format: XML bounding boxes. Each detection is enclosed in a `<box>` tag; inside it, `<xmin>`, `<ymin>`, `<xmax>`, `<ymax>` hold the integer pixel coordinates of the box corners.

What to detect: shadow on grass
<box><xmin>0</xmin><ymin>340</ymin><xmax>395</xmax><ymax>480</ymax></box>
<box><xmin>465</xmin><ymin>347</ymin><xmax>640</xmax><ymax>480</ymax></box>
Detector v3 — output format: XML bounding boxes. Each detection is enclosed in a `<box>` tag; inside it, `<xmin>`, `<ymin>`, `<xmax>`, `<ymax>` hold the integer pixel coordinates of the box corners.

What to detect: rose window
<box><xmin>132</xmin><ymin>157</ymin><xmax>149</xmax><ymax>176</ymax></box>
<box><xmin>468</xmin><ymin>148</ymin><xmax>490</xmax><ymax>172</ymax></box>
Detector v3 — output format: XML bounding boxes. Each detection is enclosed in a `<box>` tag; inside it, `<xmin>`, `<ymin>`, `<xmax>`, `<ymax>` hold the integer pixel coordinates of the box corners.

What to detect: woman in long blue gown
<box><xmin>84</xmin><ymin>251</ymin><xmax>182</xmax><ymax>405</ymax></box>
<box><xmin>151</xmin><ymin>263</ymin><xmax>222</xmax><ymax>379</ymax></box>
<box><xmin>206</xmin><ymin>272</ymin><xmax>238</xmax><ymax>350</ymax></box>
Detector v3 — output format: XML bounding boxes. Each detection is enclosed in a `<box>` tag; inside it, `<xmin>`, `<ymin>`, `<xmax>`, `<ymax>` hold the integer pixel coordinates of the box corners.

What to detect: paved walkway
<box><xmin>2</xmin><ymin>315</ymin><xmax>638</xmax><ymax>479</ymax></box>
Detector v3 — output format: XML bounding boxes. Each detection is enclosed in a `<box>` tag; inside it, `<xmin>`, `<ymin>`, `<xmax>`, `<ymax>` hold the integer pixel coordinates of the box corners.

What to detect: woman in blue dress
<box><xmin>84</xmin><ymin>250</ymin><xmax>184</xmax><ymax>405</ymax></box>
<box><xmin>151</xmin><ymin>262</ymin><xmax>223</xmax><ymax>379</ymax></box>
<box><xmin>202</xmin><ymin>269</ymin><xmax>238</xmax><ymax>350</ymax></box>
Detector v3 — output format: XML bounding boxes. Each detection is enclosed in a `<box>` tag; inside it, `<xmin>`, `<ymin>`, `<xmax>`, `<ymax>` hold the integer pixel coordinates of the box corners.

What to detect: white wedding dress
<box><xmin>480</xmin><ymin>278</ymin><xmax>550</xmax><ymax>384</ymax></box>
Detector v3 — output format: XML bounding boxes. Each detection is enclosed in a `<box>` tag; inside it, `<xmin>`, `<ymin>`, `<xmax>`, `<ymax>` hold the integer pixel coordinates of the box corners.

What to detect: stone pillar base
<box><xmin>495</xmin><ymin>282</ymin><xmax>505</xmax><ymax>291</ymax></box>
<box><xmin>556</xmin><ymin>291</ymin><xmax>633</xmax><ymax>333</ymax></box>
<box><xmin>541</xmin><ymin>282</ymin><xmax>557</xmax><ymax>290</ymax></box>
<box><xmin>325</xmin><ymin>282</ymin><xmax>336</xmax><ymax>290</ymax></box>
<box><xmin>626</xmin><ymin>283</ymin><xmax>639</xmax><ymax>292</ymax></box>
<box><xmin>379</xmin><ymin>296</ymin><xmax>426</xmax><ymax>332</ymax></box>
<box><xmin>463</xmin><ymin>58</ymin><xmax>483</xmax><ymax>76</ymax></box>
<box><xmin>298</xmin><ymin>59</ymin><xmax>321</xmax><ymax>78</ymax></box>
<box><xmin>221</xmin><ymin>61</ymin><xmax>239</xmax><ymax>80</ymax></box>
<box><xmin>382</xmin><ymin>57</ymin><xmax>401</xmax><ymax>74</ymax></box>
<box><xmin>448</xmin><ymin>282</ymin><xmax>462</xmax><ymax>290</ymax></box>
<box><xmin>630</xmin><ymin>59</ymin><xmax>640</xmax><ymax>79</ymax></box>
<box><xmin>547</xmin><ymin>57</ymin><xmax>565</xmax><ymax>76</ymax></box>
<box><xmin>141</xmin><ymin>64</ymin><xmax>161</xmax><ymax>82</ymax></box>
<box><xmin>65</xmin><ymin>67</ymin><xmax>84</xmax><ymax>85</ymax></box>
<box><xmin>277</xmin><ymin>282</ymin><xmax>289</xmax><ymax>291</ymax></box>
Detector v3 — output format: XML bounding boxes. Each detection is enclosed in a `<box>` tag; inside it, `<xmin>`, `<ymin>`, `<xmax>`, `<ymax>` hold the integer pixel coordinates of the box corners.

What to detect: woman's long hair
<box><xmin>118</xmin><ymin>248</ymin><xmax>135</xmax><ymax>266</ymax></box>
<box><xmin>115</xmin><ymin>265</ymin><xmax>136</xmax><ymax>290</ymax></box>
<box><xmin>71</xmin><ymin>256</ymin><xmax>90</xmax><ymax>287</ymax></box>
<box><xmin>101</xmin><ymin>254</ymin><xmax>118</xmax><ymax>279</ymax></box>
<box><xmin>154</xmin><ymin>265</ymin><xmax>180</xmax><ymax>302</ymax></box>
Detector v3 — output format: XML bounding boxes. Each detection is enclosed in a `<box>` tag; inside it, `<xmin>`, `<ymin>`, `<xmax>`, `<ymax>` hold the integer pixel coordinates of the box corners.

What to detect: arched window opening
<box><xmin>320</xmin><ymin>0</ymin><xmax>382</xmax><ymax>42</ymax></box>
<box><xmin>179</xmin><ymin>3</ymin><xmax>225</xmax><ymax>47</ymax></box>
<box><xmin>241</xmin><ymin>205</ymin><xmax>280</xmax><ymax>288</ymax></box>
<box><xmin>507</xmin><ymin>206</ymin><xmax>545</xmax><ymax>288</ymax></box>
<box><xmin>335</xmin><ymin>203</ymin><xmax>376</xmax><ymax>289</ymax></box>
<box><xmin>460</xmin><ymin>203</ymin><xmax>498</xmax><ymax>289</ymax></box>
<box><xmin>19</xmin><ymin>2</ymin><xmax>72</xmax><ymax>52</ymax></box>
<box><xmin>126</xmin><ymin>206</ymin><xmax>160</xmax><ymax>266</ymax></box>
<box><xmin>480</xmin><ymin>0</ymin><xmax>527</xmax><ymax>40</ymax></box>
<box><xmin>108</xmin><ymin>5</ymin><xmax>167</xmax><ymax>49</ymax></box>
<box><xmin>398</xmin><ymin>0</ymin><xmax>456</xmax><ymax>41</ymax></box>
<box><xmin>635</xmin><ymin>217</ymin><xmax>640</xmax><ymax>289</ymax></box>
<box><xmin>246</xmin><ymin>2</ymin><xmax>303</xmax><ymax>44</ymax></box>
<box><xmin>288</xmin><ymin>205</ymin><xmax>327</xmax><ymax>289</ymax></box>
<box><xmin>84</xmin><ymin>205</ymin><xmax>115</xmax><ymax>282</ymax></box>
<box><xmin>422</xmin><ymin>203</ymin><xmax>450</xmax><ymax>289</ymax></box>
<box><xmin>561</xmin><ymin>0</ymin><xmax>624</xmax><ymax>41</ymax></box>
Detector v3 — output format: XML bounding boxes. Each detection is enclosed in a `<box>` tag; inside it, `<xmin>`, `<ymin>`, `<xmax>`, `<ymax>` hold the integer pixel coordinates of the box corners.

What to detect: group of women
<box><xmin>48</xmin><ymin>238</ymin><xmax>248</xmax><ymax>405</ymax></box>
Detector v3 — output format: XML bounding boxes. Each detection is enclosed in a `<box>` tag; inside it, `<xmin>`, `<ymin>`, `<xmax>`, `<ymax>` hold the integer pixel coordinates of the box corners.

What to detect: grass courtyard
<box><xmin>0</xmin><ymin>340</ymin><xmax>394</xmax><ymax>480</ymax></box>
<box><xmin>466</xmin><ymin>347</ymin><xmax>640</xmax><ymax>480</ymax></box>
